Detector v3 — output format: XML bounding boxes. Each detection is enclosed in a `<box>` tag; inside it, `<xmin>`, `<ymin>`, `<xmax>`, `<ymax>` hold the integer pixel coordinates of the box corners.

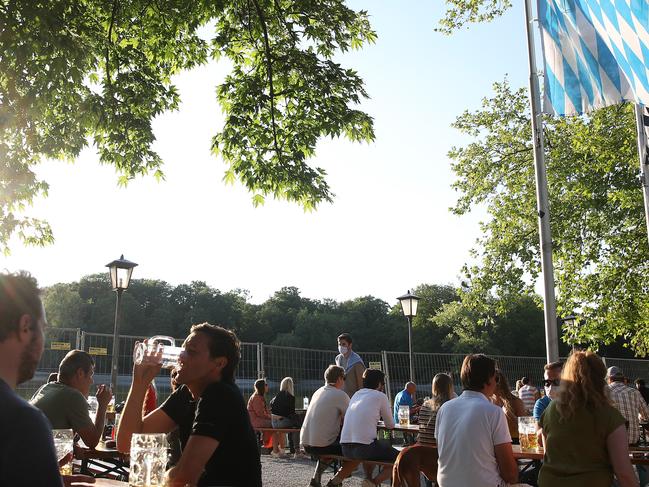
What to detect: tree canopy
<box><xmin>449</xmin><ymin>80</ymin><xmax>649</xmax><ymax>354</ymax></box>
<box><xmin>42</xmin><ymin>275</ymin><xmax>551</xmax><ymax>355</ymax></box>
<box><xmin>0</xmin><ymin>0</ymin><xmax>376</xmax><ymax>252</ymax></box>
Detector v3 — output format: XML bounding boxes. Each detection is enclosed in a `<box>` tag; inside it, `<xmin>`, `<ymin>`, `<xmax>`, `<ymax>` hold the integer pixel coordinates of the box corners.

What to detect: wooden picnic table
<box><xmin>75</xmin><ymin>442</ymin><xmax>129</xmax><ymax>480</ymax></box>
<box><xmin>377</xmin><ymin>421</ymin><xmax>419</xmax><ymax>433</ymax></box>
<box><xmin>70</xmin><ymin>479</ymin><xmax>127</xmax><ymax>486</ymax></box>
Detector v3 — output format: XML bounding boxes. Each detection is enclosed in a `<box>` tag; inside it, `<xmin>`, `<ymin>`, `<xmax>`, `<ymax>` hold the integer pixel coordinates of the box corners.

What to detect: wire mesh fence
<box><xmin>19</xmin><ymin>328</ymin><xmax>649</xmax><ymax>408</ymax></box>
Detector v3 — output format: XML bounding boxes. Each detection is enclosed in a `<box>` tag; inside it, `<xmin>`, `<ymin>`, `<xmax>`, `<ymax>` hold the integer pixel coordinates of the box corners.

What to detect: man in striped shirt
<box><xmin>518</xmin><ymin>377</ymin><xmax>540</xmax><ymax>415</ymax></box>
<box><xmin>607</xmin><ymin>366</ymin><xmax>649</xmax><ymax>445</ymax></box>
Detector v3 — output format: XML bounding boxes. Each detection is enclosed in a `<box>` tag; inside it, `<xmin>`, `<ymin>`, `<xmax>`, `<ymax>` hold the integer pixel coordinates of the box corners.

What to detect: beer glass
<box><xmin>517</xmin><ymin>416</ymin><xmax>538</xmax><ymax>450</ymax></box>
<box><xmin>129</xmin><ymin>433</ymin><xmax>168</xmax><ymax>487</ymax></box>
<box><xmin>88</xmin><ymin>396</ymin><xmax>98</xmax><ymax>424</ymax></box>
<box><xmin>133</xmin><ymin>336</ymin><xmax>182</xmax><ymax>370</ymax></box>
<box><xmin>53</xmin><ymin>429</ymin><xmax>74</xmax><ymax>476</ymax></box>
<box><xmin>398</xmin><ymin>405</ymin><xmax>410</xmax><ymax>426</ymax></box>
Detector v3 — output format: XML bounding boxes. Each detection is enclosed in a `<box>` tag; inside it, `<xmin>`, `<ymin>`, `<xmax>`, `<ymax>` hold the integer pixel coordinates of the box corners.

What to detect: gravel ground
<box><xmin>261</xmin><ymin>454</ymin><xmax>379</xmax><ymax>487</ymax></box>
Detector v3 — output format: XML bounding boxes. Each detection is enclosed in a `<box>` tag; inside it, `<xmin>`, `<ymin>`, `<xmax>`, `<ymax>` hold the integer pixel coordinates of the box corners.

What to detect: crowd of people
<box><xmin>1</xmin><ymin>271</ymin><xmax>648</xmax><ymax>487</ymax></box>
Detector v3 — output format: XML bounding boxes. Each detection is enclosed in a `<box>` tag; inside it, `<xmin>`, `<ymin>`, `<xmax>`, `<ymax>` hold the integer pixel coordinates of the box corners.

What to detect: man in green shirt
<box><xmin>31</xmin><ymin>349</ymin><xmax>112</xmax><ymax>449</ymax></box>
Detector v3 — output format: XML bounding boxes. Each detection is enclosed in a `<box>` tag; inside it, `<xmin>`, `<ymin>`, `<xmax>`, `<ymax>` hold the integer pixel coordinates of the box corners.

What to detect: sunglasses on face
<box><xmin>544</xmin><ymin>379</ymin><xmax>561</xmax><ymax>387</ymax></box>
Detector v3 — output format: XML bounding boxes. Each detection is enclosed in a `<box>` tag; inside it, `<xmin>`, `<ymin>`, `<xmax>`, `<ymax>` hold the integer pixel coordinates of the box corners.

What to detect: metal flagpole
<box><xmin>524</xmin><ymin>0</ymin><xmax>559</xmax><ymax>363</ymax></box>
<box><xmin>633</xmin><ymin>104</ymin><xmax>649</xmax><ymax>246</ymax></box>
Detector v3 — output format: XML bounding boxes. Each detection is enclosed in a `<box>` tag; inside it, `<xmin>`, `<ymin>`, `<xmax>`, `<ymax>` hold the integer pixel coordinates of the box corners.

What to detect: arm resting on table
<box><xmin>166</xmin><ymin>435</ymin><xmax>219</xmax><ymax>487</ymax></box>
<box><xmin>494</xmin><ymin>442</ymin><xmax>518</xmax><ymax>485</ymax></box>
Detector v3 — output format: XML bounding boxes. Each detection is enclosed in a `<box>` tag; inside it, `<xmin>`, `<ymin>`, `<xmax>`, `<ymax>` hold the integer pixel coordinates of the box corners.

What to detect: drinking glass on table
<box><xmin>518</xmin><ymin>416</ymin><xmax>539</xmax><ymax>450</ymax></box>
<box><xmin>87</xmin><ymin>396</ymin><xmax>98</xmax><ymax>424</ymax></box>
<box><xmin>129</xmin><ymin>433</ymin><xmax>168</xmax><ymax>487</ymax></box>
<box><xmin>398</xmin><ymin>405</ymin><xmax>410</xmax><ymax>426</ymax></box>
<box><xmin>53</xmin><ymin>428</ymin><xmax>74</xmax><ymax>476</ymax></box>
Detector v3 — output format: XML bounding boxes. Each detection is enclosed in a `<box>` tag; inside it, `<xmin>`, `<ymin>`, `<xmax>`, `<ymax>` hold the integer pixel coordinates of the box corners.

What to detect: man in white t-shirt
<box><xmin>340</xmin><ymin>368</ymin><xmax>397</xmax><ymax>487</ymax></box>
<box><xmin>300</xmin><ymin>365</ymin><xmax>358</xmax><ymax>487</ymax></box>
<box><xmin>435</xmin><ymin>354</ymin><xmax>521</xmax><ymax>487</ymax></box>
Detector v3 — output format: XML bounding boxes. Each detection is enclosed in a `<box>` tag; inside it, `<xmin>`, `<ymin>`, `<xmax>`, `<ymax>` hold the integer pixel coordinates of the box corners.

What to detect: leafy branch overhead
<box><xmin>0</xmin><ymin>0</ymin><xmax>377</xmax><ymax>252</ymax></box>
<box><xmin>449</xmin><ymin>80</ymin><xmax>649</xmax><ymax>355</ymax></box>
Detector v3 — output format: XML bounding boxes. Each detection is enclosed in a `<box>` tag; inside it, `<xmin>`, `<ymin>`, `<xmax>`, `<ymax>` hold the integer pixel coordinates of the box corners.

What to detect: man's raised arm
<box><xmin>116</xmin><ymin>343</ymin><xmax>175</xmax><ymax>453</ymax></box>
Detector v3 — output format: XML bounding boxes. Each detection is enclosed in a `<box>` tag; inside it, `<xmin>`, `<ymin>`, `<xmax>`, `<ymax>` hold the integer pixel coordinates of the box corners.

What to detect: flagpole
<box><xmin>633</xmin><ymin>104</ymin><xmax>649</xmax><ymax>245</ymax></box>
<box><xmin>524</xmin><ymin>0</ymin><xmax>559</xmax><ymax>363</ymax></box>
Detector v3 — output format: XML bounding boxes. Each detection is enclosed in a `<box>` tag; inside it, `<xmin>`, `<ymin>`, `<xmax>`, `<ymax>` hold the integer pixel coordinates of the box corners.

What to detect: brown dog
<box><xmin>392</xmin><ymin>444</ymin><xmax>438</xmax><ymax>487</ymax></box>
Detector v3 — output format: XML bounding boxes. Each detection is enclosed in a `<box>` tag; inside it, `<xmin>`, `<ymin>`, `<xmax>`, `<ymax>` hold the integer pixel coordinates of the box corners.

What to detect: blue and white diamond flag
<box><xmin>538</xmin><ymin>0</ymin><xmax>649</xmax><ymax>116</ymax></box>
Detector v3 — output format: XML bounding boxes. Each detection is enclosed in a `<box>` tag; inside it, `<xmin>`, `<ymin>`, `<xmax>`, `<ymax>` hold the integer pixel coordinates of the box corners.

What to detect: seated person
<box><xmin>340</xmin><ymin>368</ymin><xmax>397</xmax><ymax>487</ymax></box>
<box><xmin>392</xmin><ymin>381</ymin><xmax>420</xmax><ymax>424</ymax></box>
<box><xmin>117</xmin><ymin>323</ymin><xmax>262</xmax><ymax>487</ymax></box>
<box><xmin>301</xmin><ymin>365</ymin><xmax>359</xmax><ymax>487</ymax></box>
<box><xmin>270</xmin><ymin>376</ymin><xmax>301</xmax><ymax>455</ymax></box>
<box><xmin>31</xmin><ymin>349</ymin><xmax>112</xmax><ymax>449</ymax></box>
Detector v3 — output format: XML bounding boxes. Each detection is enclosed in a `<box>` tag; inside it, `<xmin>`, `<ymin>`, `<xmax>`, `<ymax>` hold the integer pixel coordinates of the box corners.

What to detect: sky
<box><xmin>2</xmin><ymin>1</ymin><xmax>534</xmax><ymax>305</ymax></box>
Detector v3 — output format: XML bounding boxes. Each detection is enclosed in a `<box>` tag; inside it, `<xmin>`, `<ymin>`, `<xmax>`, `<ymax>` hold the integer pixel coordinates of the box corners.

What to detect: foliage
<box><xmin>41</xmin><ymin>275</ymin><xmax>553</xmax><ymax>355</ymax></box>
<box><xmin>0</xmin><ymin>0</ymin><xmax>376</xmax><ymax>252</ymax></box>
<box><xmin>436</xmin><ymin>0</ymin><xmax>512</xmax><ymax>35</ymax></box>
<box><xmin>448</xmin><ymin>79</ymin><xmax>649</xmax><ymax>354</ymax></box>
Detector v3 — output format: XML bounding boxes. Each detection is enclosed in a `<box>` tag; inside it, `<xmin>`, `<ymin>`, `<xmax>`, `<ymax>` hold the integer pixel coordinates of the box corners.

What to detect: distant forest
<box><xmin>42</xmin><ymin>274</ymin><xmax>630</xmax><ymax>357</ymax></box>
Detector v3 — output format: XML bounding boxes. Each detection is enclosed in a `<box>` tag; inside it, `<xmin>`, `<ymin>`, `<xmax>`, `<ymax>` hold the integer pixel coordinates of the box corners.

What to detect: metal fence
<box><xmin>17</xmin><ymin>329</ymin><xmax>649</xmax><ymax>407</ymax></box>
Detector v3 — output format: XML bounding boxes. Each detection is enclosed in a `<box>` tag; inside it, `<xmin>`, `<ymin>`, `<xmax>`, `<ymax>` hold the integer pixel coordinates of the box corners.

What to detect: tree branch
<box><xmin>105</xmin><ymin>0</ymin><xmax>119</xmax><ymax>88</ymax></box>
<box><xmin>251</xmin><ymin>0</ymin><xmax>281</xmax><ymax>159</ymax></box>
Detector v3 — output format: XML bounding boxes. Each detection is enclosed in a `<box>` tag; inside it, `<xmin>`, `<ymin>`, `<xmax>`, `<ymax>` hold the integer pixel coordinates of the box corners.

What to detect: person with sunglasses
<box><xmin>533</xmin><ymin>361</ymin><xmax>563</xmax><ymax>423</ymax></box>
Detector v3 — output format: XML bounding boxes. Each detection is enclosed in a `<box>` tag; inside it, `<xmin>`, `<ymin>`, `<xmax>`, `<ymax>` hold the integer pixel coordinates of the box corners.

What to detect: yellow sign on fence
<box><xmin>50</xmin><ymin>342</ymin><xmax>70</xmax><ymax>351</ymax></box>
<box><xmin>89</xmin><ymin>347</ymin><xmax>108</xmax><ymax>356</ymax></box>
<box><xmin>368</xmin><ymin>361</ymin><xmax>382</xmax><ymax>371</ymax></box>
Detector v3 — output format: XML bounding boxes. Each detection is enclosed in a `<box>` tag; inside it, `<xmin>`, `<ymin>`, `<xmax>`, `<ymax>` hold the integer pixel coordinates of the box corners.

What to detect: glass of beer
<box><xmin>133</xmin><ymin>336</ymin><xmax>182</xmax><ymax>370</ymax></box>
<box><xmin>398</xmin><ymin>405</ymin><xmax>410</xmax><ymax>426</ymax></box>
<box><xmin>53</xmin><ymin>429</ymin><xmax>74</xmax><ymax>476</ymax></box>
<box><xmin>129</xmin><ymin>433</ymin><xmax>168</xmax><ymax>487</ymax></box>
<box><xmin>517</xmin><ymin>416</ymin><xmax>538</xmax><ymax>450</ymax></box>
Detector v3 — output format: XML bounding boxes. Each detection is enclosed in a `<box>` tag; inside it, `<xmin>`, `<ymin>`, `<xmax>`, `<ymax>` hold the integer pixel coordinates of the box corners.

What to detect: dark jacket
<box><xmin>270</xmin><ymin>390</ymin><xmax>295</xmax><ymax>418</ymax></box>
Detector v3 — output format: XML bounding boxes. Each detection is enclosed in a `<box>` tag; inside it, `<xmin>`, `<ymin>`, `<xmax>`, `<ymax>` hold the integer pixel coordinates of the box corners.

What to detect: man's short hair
<box><xmin>337</xmin><ymin>333</ymin><xmax>352</xmax><ymax>344</ymax></box>
<box><xmin>324</xmin><ymin>365</ymin><xmax>345</xmax><ymax>384</ymax></box>
<box><xmin>460</xmin><ymin>354</ymin><xmax>496</xmax><ymax>391</ymax></box>
<box><xmin>521</xmin><ymin>376</ymin><xmax>530</xmax><ymax>385</ymax></box>
<box><xmin>636</xmin><ymin>379</ymin><xmax>646</xmax><ymax>388</ymax></box>
<box><xmin>58</xmin><ymin>350</ymin><xmax>94</xmax><ymax>382</ymax></box>
<box><xmin>544</xmin><ymin>361</ymin><xmax>563</xmax><ymax>373</ymax></box>
<box><xmin>191</xmin><ymin>323</ymin><xmax>241</xmax><ymax>383</ymax></box>
<box><xmin>0</xmin><ymin>272</ymin><xmax>42</xmax><ymax>342</ymax></box>
<box><xmin>362</xmin><ymin>368</ymin><xmax>385</xmax><ymax>390</ymax></box>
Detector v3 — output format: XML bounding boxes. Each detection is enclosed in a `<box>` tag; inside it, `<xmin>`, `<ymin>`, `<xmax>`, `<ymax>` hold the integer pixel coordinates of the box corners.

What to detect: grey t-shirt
<box><xmin>0</xmin><ymin>378</ymin><xmax>63</xmax><ymax>486</ymax></box>
<box><xmin>30</xmin><ymin>382</ymin><xmax>94</xmax><ymax>431</ymax></box>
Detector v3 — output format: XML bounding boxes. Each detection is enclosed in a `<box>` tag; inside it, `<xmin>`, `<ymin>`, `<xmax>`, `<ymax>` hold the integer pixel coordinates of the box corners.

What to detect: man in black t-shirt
<box><xmin>117</xmin><ymin>323</ymin><xmax>261</xmax><ymax>487</ymax></box>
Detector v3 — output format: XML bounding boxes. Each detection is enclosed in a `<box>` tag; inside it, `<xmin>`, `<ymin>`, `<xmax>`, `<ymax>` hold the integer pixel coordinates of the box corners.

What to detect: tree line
<box><xmin>42</xmin><ymin>274</ymin><xmax>567</xmax><ymax>357</ymax></box>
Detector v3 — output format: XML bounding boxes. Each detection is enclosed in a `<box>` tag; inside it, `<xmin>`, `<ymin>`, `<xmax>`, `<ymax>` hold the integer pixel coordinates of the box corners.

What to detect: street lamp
<box><xmin>106</xmin><ymin>255</ymin><xmax>138</xmax><ymax>394</ymax></box>
<box><xmin>397</xmin><ymin>290</ymin><xmax>420</xmax><ymax>383</ymax></box>
<box><xmin>562</xmin><ymin>314</ymin><xmax>577</xmax><ymax>351</ymax></box>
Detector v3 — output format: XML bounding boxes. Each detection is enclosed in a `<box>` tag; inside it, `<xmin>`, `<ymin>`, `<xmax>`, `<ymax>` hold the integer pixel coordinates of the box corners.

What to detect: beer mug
<box><xmin>398</xmin><ymin>405</ymin><xmax>410</xmax><ymax>426</ymax></box>
<box><xmin>133</xmin><ymin>336</ymin><xmax>182</xmax><ymax>370</ymax></box>
<box><xmin>53</xmin><ymin>429</ymin><xmax>74</xmax><ymax>476</ymax></box>
<box><xmin>517</xmin><ymin>416</ymin><xmax>538</xmax><ymax>450</ymax></box>
<box><xmin>129</xmin><ymin>433</ymin><xmax>168</xmax><ymax>487</ymax></box>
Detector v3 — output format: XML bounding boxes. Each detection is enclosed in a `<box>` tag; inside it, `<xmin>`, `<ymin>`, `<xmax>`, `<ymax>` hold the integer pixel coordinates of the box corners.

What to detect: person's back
<box><xmin>435</xmin><ymin>391</ymin><xmax>511</xmax><ymax>487</ymax></box>
<box><xmin>300</xmin><ymin>383</ymin><xmax>349</xmax><ymax>448</ymax></box>
<box><xmin>608</xmin><ymin>369</ymin><xmax>649</xmax><ymax>445</ymax></box>
<box><xmin>519</xmin><ymin>383</ymin><xmax>538</xmax><ymax>414</ymax></box>
<box><xmin>0</xmin><ymin>378</ymin><xmax>62</xmax><ymax>486</ymax></box>
<box><xmin>31</xmin><ymin>381</ymin><xmax>94</xmax><ymax>430</ymax></box>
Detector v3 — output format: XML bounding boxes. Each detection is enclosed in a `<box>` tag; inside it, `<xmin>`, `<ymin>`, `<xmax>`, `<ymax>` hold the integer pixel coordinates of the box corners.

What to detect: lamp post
<box><xmin>562</xmin><ymin>314</ymin><xmax>577</xmax><ymax>352</ymax></box>
<box><xmin>106</xmin><ymin>255</ymin><xmax>137</xmax><ymax>394</ymax></box>
<box><xmin>397</xmin><ymin>290</ymin><xmax>420</xmax><ymax>383</ymax></box>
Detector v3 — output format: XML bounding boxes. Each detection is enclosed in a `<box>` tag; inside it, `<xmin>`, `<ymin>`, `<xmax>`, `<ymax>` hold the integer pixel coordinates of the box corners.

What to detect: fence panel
<box><xmin>16</xmin><ymin>327</ymin><xmax>80</xmax><ymax>400</ymax></box>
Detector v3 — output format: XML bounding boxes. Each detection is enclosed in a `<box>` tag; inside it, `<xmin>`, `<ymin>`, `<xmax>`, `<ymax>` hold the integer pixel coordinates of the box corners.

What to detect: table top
<box><xmin>377</xmin><ymin>421</ymin><xmax>420</xmax><ymax>432</ymax></box>
<box><xmin>75</xmin><ymin>442</ymin><xmax>127</xmax><ymax>461</ymax></box>
<box><xmin>70</xmin><ymin>479</ymin><xmax>127</xmax><ymax>486</ymax></box>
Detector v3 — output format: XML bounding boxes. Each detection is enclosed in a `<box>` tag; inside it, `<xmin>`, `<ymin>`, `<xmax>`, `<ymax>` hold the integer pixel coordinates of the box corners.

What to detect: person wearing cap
<box><xmin>607</xmin><ymin>365</ymin><xmax>649</xmax><ymax>446</ymax></box>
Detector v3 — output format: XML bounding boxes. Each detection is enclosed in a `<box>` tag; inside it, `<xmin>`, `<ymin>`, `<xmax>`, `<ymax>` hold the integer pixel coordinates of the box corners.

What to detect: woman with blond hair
<box><xmin>492</xmin><ymin>371</ymin><xmax>527</xmax><ymax>444</ymax></box>
<box><xmin>538</xmin><ymin>351</ymin><xmax>638</xmax><ymax>487</ymax></box>
<box><xmin>270</xmin><ymin>376</ymin><xmax>303</xmax><ymax>457</ymax></box>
